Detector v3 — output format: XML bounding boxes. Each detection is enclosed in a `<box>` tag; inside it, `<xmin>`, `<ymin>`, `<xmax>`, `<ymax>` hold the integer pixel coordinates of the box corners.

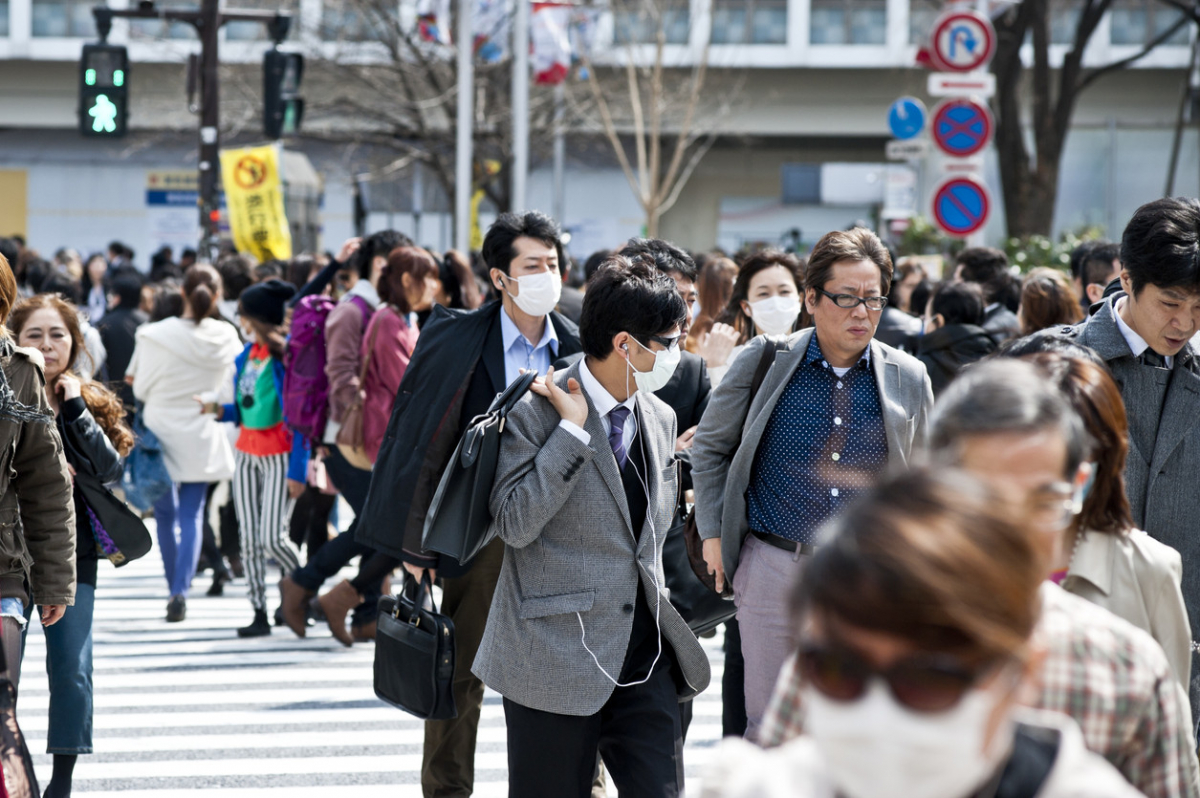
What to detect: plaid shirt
<box><xmin>758</xmin><ymin>584</ymin><xmax>1200</xmax><ymax>798</ymax></box>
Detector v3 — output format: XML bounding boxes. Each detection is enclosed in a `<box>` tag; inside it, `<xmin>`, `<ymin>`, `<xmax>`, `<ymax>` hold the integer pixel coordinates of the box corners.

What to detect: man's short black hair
<box><xmin>0</xmin><ymin>239</ymin><xmax>16</xmax><ymax>270</ymax></box>
<box><xmin>580</xmin><ymin>255</ymin><xmax>689</xmax><ymax>360</ymax></box>
<box><xmin>930</xmin><ymin>281</ymin><xmax>985</xmax><ymax>326</ymax></box>
<box><xmin>1083</xmin><ymin>242</ymin><xmax>1121</xmax><ymax>287</ymax></box>
<box><xmin>956</xmin><ymin>247</ymin><xmax>1010</xmax><ymax>304</ymax></box>
<box><xmin>40</xmin><ymin>272</ymin><xmax>82</xmax><ymax>305</ymax></box>
<box><xmin>216</xmin><ymin>253</ymin><xmax>254</xmax><ymax>301</ymax></box>
<box><xmin>1121</xmin><ymin>197</ymin><xmax>1200</xmax><ymax>296</ymax></box>
<box><xmin>480</xmin><ymin>211</ymin><xmax>563</xmax><ymax>276</ymax></box>
<box><xmin>619</xmin><ymin>238</ymin><xmax>698</xmax><ymax>282</ymax></box>
<box><xmin>996</xmin><ymin>332</ymin><xmax>1106</xmax><ymax>367</ymax></box>
<box><xmin>1069</xmin><ymin>240</ymin><xmax>1103</xmax><ymax>281</ymax></box>
<box><xmin>584</xmin><ymin>249</ymin><xmax>613</xmax><ymax>284</ymax></box>
<box><xmin>112</xmin><ymin>273</ymin><xmax>144</xmax><ymax>308</ymax></box>
<box><xmin>355</xmin><ymin>230</ymin><xmax>413</xmax><ymax>280</ymax></box>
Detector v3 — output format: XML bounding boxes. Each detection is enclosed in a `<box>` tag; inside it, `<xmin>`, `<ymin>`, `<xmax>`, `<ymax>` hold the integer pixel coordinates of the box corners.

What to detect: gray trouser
<box><xmin>732</xmin><ymin>533</ymin><xmax>809</xmax><ymax>741</ymax></box>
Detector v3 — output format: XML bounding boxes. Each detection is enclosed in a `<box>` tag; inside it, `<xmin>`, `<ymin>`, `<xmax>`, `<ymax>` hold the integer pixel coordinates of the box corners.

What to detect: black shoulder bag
<box><xmin>420</xmin><ymin>369</ymin><xmax>538</xmax><ymax>565</ymax></box>
<box><xmin>374</xmin><ymin>572</ymin><xmax>457</xmax><ymax>721</ymax></box>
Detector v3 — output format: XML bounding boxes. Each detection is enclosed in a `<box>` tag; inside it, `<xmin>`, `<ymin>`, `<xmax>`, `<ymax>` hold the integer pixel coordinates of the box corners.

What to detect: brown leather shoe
<box><xmin>279</xmin><ymin>576</ymin><xmax>314</xmax><ymax>639</ymax></box>
<box><xmin>351</xmin><ymin>619</ymin><xmax>377</xmax><ymax>642</ymax></box>
<box><xmin>318</xmin><ymin>580</ymin><xmax>362</xmax><ymax>647</ymax></box>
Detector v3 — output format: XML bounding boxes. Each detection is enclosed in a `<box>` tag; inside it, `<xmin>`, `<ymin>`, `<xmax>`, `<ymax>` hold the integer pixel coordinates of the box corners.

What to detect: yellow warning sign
<box><xmin>219</xmin><ymin>144</ymin><xmax>292</xmax><ymax>263</ymax></box>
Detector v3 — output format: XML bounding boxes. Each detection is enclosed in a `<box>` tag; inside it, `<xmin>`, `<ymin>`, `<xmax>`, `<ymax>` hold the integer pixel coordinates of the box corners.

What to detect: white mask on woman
<box><xmin>504</xmin><ymin>271</ymin><xmax>562</xmax><ymax>317</ymax></box>
<box><xmin>802</xmin><ymin>676</ymin><xmax>1015</xmax><ymax>798</ymax></box>
<box><xmin>750</xmin><ymin>295</ymin><xmax>801</xmax><ymax>336</ymax></box>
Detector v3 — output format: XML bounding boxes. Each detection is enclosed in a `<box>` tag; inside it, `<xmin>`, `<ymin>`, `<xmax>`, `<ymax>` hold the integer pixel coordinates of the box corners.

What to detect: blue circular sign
<box><xmin>887</xmin><ymin>97</ymin><xmax>927</xmax><ymax>141</ymax></box>
<box><xmin>932</xmin><ymin>98</ymin><xmax>993</xmax><ymax>158</ymax></box>
<box><xmin>933</xmin><ymin>177</ymin><xmax>990</xmax><ymax>237</ymax></box>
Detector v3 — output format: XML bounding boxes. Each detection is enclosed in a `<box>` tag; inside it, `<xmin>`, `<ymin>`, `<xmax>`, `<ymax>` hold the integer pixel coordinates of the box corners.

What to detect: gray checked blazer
<box><xmin>690</xmin><ymin>329</ymin><xmax>934</xmax><ymax>580</ymax></box>
<box><xmin>473</xmin><ymin>361</ymin><xmax>712</xmax><ymax>717</ymax></box>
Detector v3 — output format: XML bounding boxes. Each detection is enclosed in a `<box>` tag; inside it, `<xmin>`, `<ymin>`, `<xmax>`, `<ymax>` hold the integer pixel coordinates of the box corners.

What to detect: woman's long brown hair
<box><xmin>9</xmin><ymin>294</ymin><xmax>135</xmax><ymax>457</ymax></box>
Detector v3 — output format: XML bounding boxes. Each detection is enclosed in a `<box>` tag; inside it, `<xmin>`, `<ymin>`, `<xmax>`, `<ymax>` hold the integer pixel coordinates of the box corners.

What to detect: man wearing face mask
<box><xmin>475</xmin><ymin>255</ymin><xmax>710</xmax><ymax>798</ymax></box>
<box><xmin>691</xmin><ymin>228</ymin><xmax>934</xmax><ymax>739</ymax></box>
<box><xmin>759</xmin><ymin>359</ymin><xmax>1200</xmax><ymax>798</ymax></box>
<box><xmin>356</xmin><ymin>211</ymin><xmax>582</xmax><ymax>798</ymax></box>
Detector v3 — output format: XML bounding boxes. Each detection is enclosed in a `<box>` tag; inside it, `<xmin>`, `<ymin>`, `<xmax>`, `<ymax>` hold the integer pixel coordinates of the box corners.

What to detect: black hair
<box><xmin>1121</xmin><ymin>197</ymin><xmax>1200</xmax><ymax>296</ymax></box>
<box><xmin>150</xmin><ymin>281</ymin><xmax>184</xmax><ymax>322</ymax></box>
<box><xmin>579</xmin><ymin>255</ymin><xmax>689</xmax><ymax>360</ymax></box>
<box><xmin>40</xmin><ymin>272</ymin><xmax>83</xmax><ymax>306</ymax></box>
<box><xmin>584</xmin><ymin>249</ymin><xmax>613</xmax><ymax>285</ymax></box>
<box><xmin>619</xmin><ymin>238</ymin><xmax>698</xmax><ymax>282</ymax></box>
<box><xmin>996</xmin><ymin>332</ymin><xmax>1106</xmax><ymax>368</ymax></box>
<box><xmin>930</xmin><ymin>281</ymin><xmax>985</xmax><ymax>326</ymax></box>
<box><xmin>1069</xmin><ymin>240</ymin><xmax>1103</xmax><ymax>281</ymax></box>
<box><xmin>910</xmin><ymin>278</ymin><xmax>939</xmax><ymax>318</ymax></box>
<box><xmin>355</xmin><ymin>230</ymin><xmax>414</xmax><ymax>280</ymax></box>
<box><xmin>112</xmin><ymin>273</ymin><xmax>144</xmax><ymax>309</ymax></box>
<box><xmin>216</xmin><ymin>254</ymin><xmax>254</xmax><ymax>301</ymax></box>
<box><xmin>480</xmin><ymin>212</ymin><xmax>563</xmax><ymax>275</ymax></box>
<box><xmin>22</xmin><ymin>259</ymin><xmax>51</xmax><ymax>292</ymax></box>
<box><xmin>0</xmin><ymin>239</ymin><xmax>17</xmax><ymax>270</ymax></box>
<box><xmin>1083</xmin><ymin>242</ymin><xmax>1122</xmax><ymax>288</ymax></box>
<box><xmin>956</xmin><ymin>247</ymin><xmax>1010</xmax><ymax>304</ymax></box>
<box><xmin>253</xmin><ymin>261</ymin><xmax>284</xmax><ymax>283</ymax></box>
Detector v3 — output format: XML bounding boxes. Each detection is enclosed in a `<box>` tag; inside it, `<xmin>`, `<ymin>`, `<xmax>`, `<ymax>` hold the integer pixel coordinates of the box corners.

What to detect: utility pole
<box><xmin>455</xmin><ymin>0</ymin><xmax>473</xmax><ymax>253</ymax></box>
<box><xmin>91</xmin><ymin>2</ymin><xmax>292</xmax><ymax>262</ymax></box>
<box><xmin>511</xmin><ymin>0</ymin><xmax>530</xmax><ymax>213</ymax></box>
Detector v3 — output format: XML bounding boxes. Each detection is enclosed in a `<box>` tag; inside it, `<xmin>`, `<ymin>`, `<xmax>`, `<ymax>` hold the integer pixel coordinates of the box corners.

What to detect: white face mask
<box><xmin>803</xmin><ymin>677</ymin><xmax>1014</xmax><ymax>798</ymax></box>
<box><xmin>750</xmin><ymin>295</ymin><xmax>801</xmax><ymax>336</ymax></box>
<box><xmin>504</xmin><ymin>270</ymin><xmax>562</xmax><ymax>317</ymax></box>
<box><xmin>627</xmin><ymin>336</ymin><xmax>682</xmax><ymax>394</ymax></box>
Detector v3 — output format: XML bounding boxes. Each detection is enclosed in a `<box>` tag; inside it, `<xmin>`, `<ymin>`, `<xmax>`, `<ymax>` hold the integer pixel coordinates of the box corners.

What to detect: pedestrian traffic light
<box><xmin>79</xmin><ymin>43</ymin><xmax>129</xmax><ymax>138</ymax></box>
<box><xmin>264</xmin><ymin>50</ymin><xmax>304</xmax><ymax>140</ymax></box>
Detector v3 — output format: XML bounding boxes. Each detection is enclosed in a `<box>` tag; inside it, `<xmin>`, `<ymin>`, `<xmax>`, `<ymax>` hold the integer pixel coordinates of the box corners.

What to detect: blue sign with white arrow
<box><xmin>887</xmin><ymin>97</ymin><xmax>927</xmax><ymax>141</ymax></box>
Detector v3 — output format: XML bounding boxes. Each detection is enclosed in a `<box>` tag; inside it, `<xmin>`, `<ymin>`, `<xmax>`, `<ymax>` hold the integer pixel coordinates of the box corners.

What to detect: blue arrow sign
<box><xmin>948</xmin><ymin>24</ymin><xmax>978</xmax><ymax>59</ymax></box>
<box><xmin>887</xmin><ymin>97</ymin><xmax>927</xmax><ymax>141</ymax></box>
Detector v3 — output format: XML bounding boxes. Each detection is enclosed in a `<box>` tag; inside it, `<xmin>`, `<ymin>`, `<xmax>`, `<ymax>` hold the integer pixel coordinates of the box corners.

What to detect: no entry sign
<box><xmin>932</xmin><ymin>176</ymin><xmax>991</xmax><ymax>237</ymax></box>
<box><xmin>929</xmin><ymin>10</ymin><xmax>996</xmax><ymax>73</ymax></box>
<box><xmin>931</xmin><ymin>98</ymin><xmax>993</xmax><ymax>158</ymax></box>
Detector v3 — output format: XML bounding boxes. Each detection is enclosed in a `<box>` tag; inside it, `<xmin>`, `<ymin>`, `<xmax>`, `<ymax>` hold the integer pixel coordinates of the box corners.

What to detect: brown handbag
<box><xmin>336</xmin><ymin>313</ymin><xmax>384</xmax><ymax>471</ymax></box>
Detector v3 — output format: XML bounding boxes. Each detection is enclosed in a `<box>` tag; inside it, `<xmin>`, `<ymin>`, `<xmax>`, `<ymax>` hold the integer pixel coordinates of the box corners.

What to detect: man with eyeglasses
<box><xmin>690</xmin><ymin>227</ymin><xmax>934</xmax><ymax>739</ymax></box>
<box><xmin>756</xmin><ymin>358</ymin><xmax>1199</xmax><ymax>798</ymax></box>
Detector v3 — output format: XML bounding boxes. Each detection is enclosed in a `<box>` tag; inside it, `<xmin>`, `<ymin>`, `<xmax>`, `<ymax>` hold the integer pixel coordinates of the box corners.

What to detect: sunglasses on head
<box><xmin>798</xmin><ymin>642</ymin><xmax>999</xmax><ymax>713</ymax></box>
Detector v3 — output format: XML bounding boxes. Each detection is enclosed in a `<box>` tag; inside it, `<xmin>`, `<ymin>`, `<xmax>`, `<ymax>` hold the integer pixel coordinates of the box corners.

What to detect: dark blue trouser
<box><xmin>24</xmin><ymin>583</ymin><xmax>95</xmax><ymax>754</ymax></box>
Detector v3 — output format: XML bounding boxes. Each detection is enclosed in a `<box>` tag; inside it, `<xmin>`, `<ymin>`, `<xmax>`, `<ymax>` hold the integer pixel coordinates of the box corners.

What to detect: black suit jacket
<box><xmin>96</xmin><ymin>306</ymin><xmax>148</xmax><ymax>415</ymax></box>
<box><xmin>357</xmin><ymin>301</ymin><xmax>582</xmax><ymax>573</ymax></box>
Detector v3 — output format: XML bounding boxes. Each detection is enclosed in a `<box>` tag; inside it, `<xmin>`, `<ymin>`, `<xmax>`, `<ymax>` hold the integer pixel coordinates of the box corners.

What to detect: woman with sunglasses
<box><xmin>702</xmin><ymin>468</ymin><xmax>1139</xmax><ymax>798</ymax></box>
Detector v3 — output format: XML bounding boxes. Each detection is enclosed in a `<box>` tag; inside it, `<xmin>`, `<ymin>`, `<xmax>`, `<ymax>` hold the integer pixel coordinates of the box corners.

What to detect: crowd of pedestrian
<box><xmin>0</xmin><ymin>195</ymin><xmax>1198</xmax><ymax>797</ymax></box>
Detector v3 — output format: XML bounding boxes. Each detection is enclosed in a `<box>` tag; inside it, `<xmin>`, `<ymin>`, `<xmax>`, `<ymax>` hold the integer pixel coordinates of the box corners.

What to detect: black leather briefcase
<box><xmin>374</xmin><ymin>573</ymin><xmax>457</xmax><ymax>721</ymax></box>
<box><xmin>420</xmin><ymin>369</ymin><xmax>538</xmax><ymax>565</ymax></box>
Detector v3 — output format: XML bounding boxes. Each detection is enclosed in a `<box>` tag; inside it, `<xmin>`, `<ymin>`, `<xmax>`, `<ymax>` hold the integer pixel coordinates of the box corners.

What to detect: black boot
<box><xmin>237</xmin><ymin>610</ymin><xmax>271</xmax><ymax>638</ymax></box>
<box><xmin>43</xmin><ymin>753</ymin><xmax>76</xmax><ymax>798</ymax></box>
<box><xmin>207</xmin><ymin>571</ymin><xmax>231</xmax><ymax>597</ymax></box>
<box><xmin>166</xmin><ymin>595</ymin><xmax>186</xmax><ymax>623</ymax></box>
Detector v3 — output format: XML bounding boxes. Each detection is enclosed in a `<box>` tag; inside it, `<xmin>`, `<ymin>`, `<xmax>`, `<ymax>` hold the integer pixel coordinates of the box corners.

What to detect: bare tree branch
<box><xmin>1077</xmin><ymin>12</ymin><xmax>1192</xmax><ymax>92</ymax></box>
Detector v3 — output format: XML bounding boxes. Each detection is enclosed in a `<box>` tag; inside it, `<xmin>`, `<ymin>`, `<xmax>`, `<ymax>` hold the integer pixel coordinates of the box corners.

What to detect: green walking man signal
<box><xmin>79</xmin><ymin>43</ymin><xmax>128</xmax><ymax>138</ymax></box>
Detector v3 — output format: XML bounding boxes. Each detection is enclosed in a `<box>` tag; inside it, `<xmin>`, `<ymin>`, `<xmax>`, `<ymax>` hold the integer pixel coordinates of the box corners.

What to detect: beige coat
<box><xmin>1065</xmin><ymin>528</ymin><xmax>1192</xmax><ymax>696</ymax></box>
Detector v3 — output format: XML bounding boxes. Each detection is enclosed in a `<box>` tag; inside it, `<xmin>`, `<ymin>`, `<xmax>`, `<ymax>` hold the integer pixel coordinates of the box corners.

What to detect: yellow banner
<box><xmin>219</xmin><ymin>144</ymin><xmax>292</xmax><ymax>262</ymax></box>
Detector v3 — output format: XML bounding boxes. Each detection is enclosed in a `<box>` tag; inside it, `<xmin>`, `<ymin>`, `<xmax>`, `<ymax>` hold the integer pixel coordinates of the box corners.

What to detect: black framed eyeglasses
<box><xmin>818</xmin><ymin>289</ymin><xmax>888</xmax><ymax>311</ymax></box>
<box><xmin>798</xmin><ymin>642</ymin><xmax>998</xmax><ymax>713</ymax></box>
<box><xmin>633</xmin><ymin>333</ymin><xmax>681</xmax><ymax>351</ymax></box>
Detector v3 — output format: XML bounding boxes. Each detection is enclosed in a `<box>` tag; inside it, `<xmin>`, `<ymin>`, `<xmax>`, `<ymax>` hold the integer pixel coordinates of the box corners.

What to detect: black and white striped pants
<box><xmin>233</xmin><ymin>450</ymin><xmax>300</xmax><ymax>612</ymax></box>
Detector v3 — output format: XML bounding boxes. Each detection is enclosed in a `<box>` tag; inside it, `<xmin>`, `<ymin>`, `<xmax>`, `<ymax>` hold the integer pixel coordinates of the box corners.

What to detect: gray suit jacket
<box><xmin>690</xmin><ymin>329</ymin><xmax>935</xmax><ymax>579</ymax></box>
<box><xmin>1070</xmin><ymin>298</ymin><xmax>1200</xmax><ymax>650</ymax></box>
<box><xmin>474</xmin><ymin>361</ymin><xmax>711</xmax><ymax>716</ymax></box>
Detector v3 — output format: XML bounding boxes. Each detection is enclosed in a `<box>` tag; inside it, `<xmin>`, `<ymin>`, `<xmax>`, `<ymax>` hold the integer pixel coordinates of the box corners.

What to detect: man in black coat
<box><xmin>955</xmin><ymin>246</ymin><xmax>1021</xmax><ymax>345</ymax></box>
<box><xmin>358</xmin><ymin>212</ymin><xmax>582</xmax><ymax>798</ymax></box>
<box><xmin>96</xmin><ymin>273</ymin><xmax>146</xmax><ymax>420</ymax></box>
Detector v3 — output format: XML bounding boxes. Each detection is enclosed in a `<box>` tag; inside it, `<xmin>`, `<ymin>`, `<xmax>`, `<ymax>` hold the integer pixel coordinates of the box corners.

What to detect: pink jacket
<box><xmin>361</xmin><ymin>307</ymin><xmax>419</xmax><ymax>463</ymax></box>
<box><xmin>324</xmin><ymin>297</ymin><xmax>372</xmax><ymax>425</ymax></box>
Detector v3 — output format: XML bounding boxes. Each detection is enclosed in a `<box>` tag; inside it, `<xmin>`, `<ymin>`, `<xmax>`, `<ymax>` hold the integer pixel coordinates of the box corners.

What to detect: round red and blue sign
<box><xmin>932</xmin><ymin>176</ymin><xmax>991</xmax><ymax>237</ymax></box>
<box><xmin>931</xmin><ymin>98</ymin><xmax>993</xmax><ymax>158</ymax></box>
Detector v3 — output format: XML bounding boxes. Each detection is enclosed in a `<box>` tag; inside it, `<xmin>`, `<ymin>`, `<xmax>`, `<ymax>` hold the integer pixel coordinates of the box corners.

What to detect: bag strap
<box><xmin>749</xmin><ymin>335</ymin><xmax>788</xmax><ymax>401</ymax></box>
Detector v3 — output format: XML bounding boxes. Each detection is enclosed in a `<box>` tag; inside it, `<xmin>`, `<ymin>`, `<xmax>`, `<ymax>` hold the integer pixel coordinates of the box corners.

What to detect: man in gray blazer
<box><xmin>476</xmin><ymin>256</ymin><xmax>710</xmax><ymax>798</ymax></box>
<box><xmin>1038</xmin><ymin>196</ymin><xmax>1200</xmax><ymax>722</ymax></box>
<box><xmin>691</xmin><ymin>227</ymin><xmax>934</xmax><ymax>738</ymax></box>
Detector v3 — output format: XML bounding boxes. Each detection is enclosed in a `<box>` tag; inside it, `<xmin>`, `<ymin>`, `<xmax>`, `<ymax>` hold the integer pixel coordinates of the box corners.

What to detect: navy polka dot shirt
<box><xmin>746</xmin><ymin>334</ymin><xmax>889</xmax><ymax>545</ymax></box>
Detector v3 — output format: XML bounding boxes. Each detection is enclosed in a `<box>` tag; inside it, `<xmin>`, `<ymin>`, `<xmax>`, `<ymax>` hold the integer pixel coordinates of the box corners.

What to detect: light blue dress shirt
<box><xmin>499</xmin><ymin>307</ymin><xmax>560</xmax><ymax>386</ymax></box>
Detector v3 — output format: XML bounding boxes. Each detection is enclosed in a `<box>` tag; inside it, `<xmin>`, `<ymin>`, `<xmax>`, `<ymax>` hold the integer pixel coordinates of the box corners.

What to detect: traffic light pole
<box><xmin>92</xmin><ymin>3</ymin><xmax>290</xmax><ymax>262</ymax></box>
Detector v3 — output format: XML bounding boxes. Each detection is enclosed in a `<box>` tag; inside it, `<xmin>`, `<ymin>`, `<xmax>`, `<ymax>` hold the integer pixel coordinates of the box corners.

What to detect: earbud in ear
<box><xmin>622</xmin><ymin>344</ymin><xmax>628</xmax><ymax>350</ymax></box>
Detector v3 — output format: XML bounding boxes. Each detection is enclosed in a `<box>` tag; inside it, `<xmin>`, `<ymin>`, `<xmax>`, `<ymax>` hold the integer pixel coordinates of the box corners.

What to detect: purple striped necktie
<box><xmin>608</xmin><ymin>405</ymin><xmax>630</xmax><ymax>469</ymax></box>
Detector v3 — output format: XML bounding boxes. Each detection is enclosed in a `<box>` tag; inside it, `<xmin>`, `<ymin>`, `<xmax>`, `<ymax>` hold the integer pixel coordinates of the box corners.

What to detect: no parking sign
<box><xmin>931</xmin><ymin>98</ymin><xmax>993</xmax><ymax>158</ymax></box>
<box><xmin>932</xmin><ymin>176</ymin><xmax>990</xmax><ymax>237</ymax></box>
